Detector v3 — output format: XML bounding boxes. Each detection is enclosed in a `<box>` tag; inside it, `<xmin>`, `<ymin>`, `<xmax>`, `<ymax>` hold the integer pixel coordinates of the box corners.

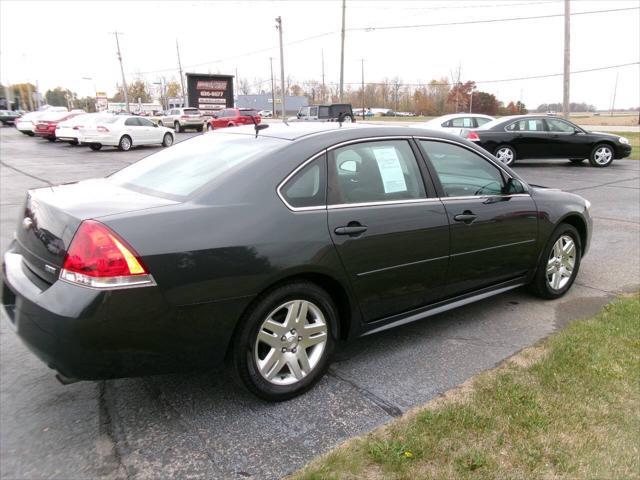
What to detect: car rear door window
<box><xmin>506</xmin><ymin>119</ymin><xmax>546</xmax><ymax>132</ymax></box>
<box><xmin>420</xmin><ymin>140</ymin><xmax>508</xmax><ymax>197</ymax></box>
<box><xmin>124</xmin><ymin>117</ymin><xmax>140</xmax><ymax>126</ymax></box>
<box><xmin>451</xmin><ymin>117</ymin><xmax>474</xmax><ymax>128</ymax></box>
<box><xmin>280</xmin><ymin>155</ymin><xmax>327</xmax><ymax>209</ymax></box>
<box><xmin>475</xmin><ymin>117</ymin><xmax>492</xmax><ymax>127</ymax></box>
<box><xmin>328</xmin><ymin>140</ymin><xmax>426</xmax><ymax>205</ymax></box>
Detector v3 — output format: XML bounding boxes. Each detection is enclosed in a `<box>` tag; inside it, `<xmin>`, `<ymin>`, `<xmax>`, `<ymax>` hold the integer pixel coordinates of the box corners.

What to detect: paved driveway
<box><xmin>1</xmin><ymin>126</ymin><xmax>638</xmax><ymax>479</ymax></box>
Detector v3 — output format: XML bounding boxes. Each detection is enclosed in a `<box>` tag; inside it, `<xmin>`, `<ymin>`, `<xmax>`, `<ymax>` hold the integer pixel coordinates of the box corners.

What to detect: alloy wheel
<box><xmin>593</xmin><ymin>146</ymin><xmax>613</xmax><ymax>165</ymax></box>
<box><xmin>495</xmin><ymin>147</ymin><xmax>514</xmax><ymax>165</ymax></box>
<box><xmin>546</xmin><ymin>234</ymin><xmax>576</xmax><ymax>290</ymax></box>
<box><xmin>120</xmin><ymin>137</ymin><xmax>131</xmax><ymax>151</ymax></box>
<box><xmin>253</xmin><ymin>299</ymin><xmax>328</xmax><ymax>386</ymax></box>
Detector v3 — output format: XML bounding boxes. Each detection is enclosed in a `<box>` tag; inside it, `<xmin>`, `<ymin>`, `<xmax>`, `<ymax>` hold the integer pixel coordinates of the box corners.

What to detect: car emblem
<box><xmin>22</xmin><ymin>217</ymin><xmax>33</xmax><ymax>230</ymax></box>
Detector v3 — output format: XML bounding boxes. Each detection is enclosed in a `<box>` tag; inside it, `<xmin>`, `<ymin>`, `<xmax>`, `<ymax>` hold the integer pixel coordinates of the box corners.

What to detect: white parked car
<box><xmin>157</xmin><ymin>107</ymin><xmax>204</xmax><ymax>132</ymax></box>
<box><xmin>56</xmin><ymin>113</ymin><xmax>115</xmax><ymax>145</ymax></box>
<box><xmin>79</xmin><ymin>115</ymin><xmax>175</xmax><ymax>151</ymax></box>
<box><xmin>412</xmin><ymin>113</ymin><xmax>494</xmax><ymax>135</ymax></box>
<box><xmin>15</xmin><ymin>107</ymin><xmax>69</xmax><ymax>135</ymax></box>
<box><xmin>258</xmin><ymin>109</ymin><xmax>273</xmax><ymax>118</ymax></box>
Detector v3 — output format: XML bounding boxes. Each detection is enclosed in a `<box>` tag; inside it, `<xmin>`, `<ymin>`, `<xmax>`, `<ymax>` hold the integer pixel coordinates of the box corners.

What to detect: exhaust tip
<box><xmin>55</xmin><ymin>373</ymin><xmax>80</xmax><ymax>385</ymax></box>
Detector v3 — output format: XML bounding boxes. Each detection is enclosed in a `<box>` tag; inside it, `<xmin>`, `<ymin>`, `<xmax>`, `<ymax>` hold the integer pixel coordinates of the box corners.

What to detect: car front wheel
<box><xmin>232</xmin><ymin>282</ymin><xmax>336</xmax><ymax>401</ymax></box>
<box><xmin>530</xmin><ymin>223</ymin><xmax>581</xmax><ymax>299</ymax></box>
<box><xmin>174</xmin><ymin>121</ymin><xmax>182</xmax><ymax>133</ymax></box>
<box><xmin>162</xmin><ymin>133</ymin><xmax>173</xmax><ymax>147</ymax></box>
<box><xmin>589</xmin><ymin>144</ymin><xmax>614</xmax><ymax>167</ymax></box>
<box><xmin>494</xmin><ymin>145</ymin><xmax>516</xmax><ymax>166</ymax></box>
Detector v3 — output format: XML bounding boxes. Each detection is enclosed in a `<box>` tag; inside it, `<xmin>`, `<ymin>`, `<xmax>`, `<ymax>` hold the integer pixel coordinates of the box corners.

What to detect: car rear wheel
<box><xmin>494</xmin><ymin>145</ymin><xmax>516</xmax><ymax>166</ymax></box>
<box><xmin>47</xmin><ymin>137</ymin><xmax>56</xmax><ymax>142</ymax></box>
<box><xmin>118</xmin><ymin>135</ymin><xmax>132</xmax><ymax>151</ymax></box>
<box><xmin>529</xmin><ymin>223</ymin><xmax>581</xmax><ymax>299</ymax></box>
<box><xmin>196</xmin><ymin>125</ymin><xmax>203</xmax><ymax>132</ymax></box>
<box><xmin>89</xmin><ymin>143</ymin><xmax>102</xmax><ymax>151</ymax></box>
<box><xmin>589</xmin><ymin>144</ymin><xmax>614</xmax><ymax>168</ymax></box>
<box><xmin>232</xmin><ymin>281</ymin><xmax>336</xmax><ymax>401</ymax></box>
<box><xmin>162</xmin><ymin>133</ymin><xmax>173</xmax><ymax>147</ymax></box>
<box><xmin>174</xmin><ymin>121</ymin><xmax>182</xmax><ymax>133</ymax></box>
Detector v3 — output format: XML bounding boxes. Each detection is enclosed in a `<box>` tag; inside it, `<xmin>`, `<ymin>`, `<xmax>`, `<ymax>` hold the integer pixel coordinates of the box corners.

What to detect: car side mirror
<box><xmin>153</xmin><ymin>123</ymin><xmax>158</xmax><ymax>127</ymax></box>
<box><xmin>504</xmin><ymin>177</ymin><xmax>525</xmax><ymax>194</ymax></box>
<box><xmin>574</xmin><ymin>128</ymin><xmax>581</xmax><ymax>134</ymax></box>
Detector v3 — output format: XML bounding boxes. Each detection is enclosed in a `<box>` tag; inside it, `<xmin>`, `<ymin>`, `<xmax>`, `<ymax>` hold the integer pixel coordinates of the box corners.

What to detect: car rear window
<box><xmin>240</xmin><ymin>110</ymin><xmax>258</xmax><ymax>116</ymax></box>
<box><xmin>109</xmin><ymin>133</ymin><xmax>285</xmax><ymax>199</ymax></box>
<box><xmin>183</xmin><ymin>109</ymin><xmax>201</xmax><ymax>115</ymax></box>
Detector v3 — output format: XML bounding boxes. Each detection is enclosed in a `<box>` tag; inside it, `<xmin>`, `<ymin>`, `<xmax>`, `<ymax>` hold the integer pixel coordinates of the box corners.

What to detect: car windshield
<box><xmin>109</xmin><ymin>133</ymin><xmax>285</xmax><ymax>199</ymax></box>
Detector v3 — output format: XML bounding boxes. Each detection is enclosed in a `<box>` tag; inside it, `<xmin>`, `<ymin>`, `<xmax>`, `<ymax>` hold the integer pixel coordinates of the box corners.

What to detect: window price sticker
<box><xmin>373</xmin><ymin>147</ymin><xmax>407</xmax><ymax>193</ymax></box>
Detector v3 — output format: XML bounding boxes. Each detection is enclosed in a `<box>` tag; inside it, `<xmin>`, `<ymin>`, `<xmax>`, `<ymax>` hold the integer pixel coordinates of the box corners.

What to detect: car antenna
<box><xmin>249</xmin><ymin>115</ymin><xmax>269</xmax><ymax>138</ymax></box>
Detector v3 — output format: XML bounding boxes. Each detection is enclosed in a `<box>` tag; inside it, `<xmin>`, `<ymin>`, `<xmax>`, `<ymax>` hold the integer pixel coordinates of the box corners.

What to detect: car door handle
<box><xmin>334</xmin><ymin>223</ymin><xmax>367</xmax><ymax>236</ymax></box>
<box><xmin>453</xmin><ymin>211</ymin><xmax>477</xmax><ymax>224</ymax></box>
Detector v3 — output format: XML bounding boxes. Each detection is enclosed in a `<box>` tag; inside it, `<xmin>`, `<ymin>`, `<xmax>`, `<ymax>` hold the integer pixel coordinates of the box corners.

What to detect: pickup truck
<box><xmin>292</xmin><ymin>104</ymin><xmax>355</xmax><ymax>123</ymax></box>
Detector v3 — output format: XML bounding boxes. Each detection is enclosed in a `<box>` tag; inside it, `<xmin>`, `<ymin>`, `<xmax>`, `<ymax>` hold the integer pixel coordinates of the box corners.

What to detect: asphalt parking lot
<box><xmin>1</xmin><ymin>125</ymin><xmax>638</xmax><ymax>480</ymax></box>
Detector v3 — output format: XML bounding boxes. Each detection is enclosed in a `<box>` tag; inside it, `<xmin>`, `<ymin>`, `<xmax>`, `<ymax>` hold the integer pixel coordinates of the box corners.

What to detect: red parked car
<box><xmin>206</xmin><ymin>108</ymin><xmax>261</xmax><ymax>131</ymax></box>
<box><xmin>34</xmin><ymin>111</ymin><xmax>84</xmax><ymax>141</ymax></box>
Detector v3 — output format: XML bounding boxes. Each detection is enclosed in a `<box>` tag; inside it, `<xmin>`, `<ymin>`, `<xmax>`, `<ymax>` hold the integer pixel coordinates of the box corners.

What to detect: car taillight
<box><xmin>60</xmin><ymin>220</ymin><xmax>155</xmax><ymax>289</ymax></box>
<box><xmin>466</xmin><ymin>131</ymin><xmax>480</xmax><ymax>141</ymax></box>
<box><xmin>96</xmin><ymin>126</ymin><xmax>109</xmax><ymax>132</ymax></box>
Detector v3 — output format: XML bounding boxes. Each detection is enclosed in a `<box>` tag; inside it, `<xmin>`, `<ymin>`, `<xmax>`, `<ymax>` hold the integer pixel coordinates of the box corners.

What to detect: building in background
<box><xmin>237</xmin><ymin>94</ymin><xmax>308</xmax><ymax>115</ymax></box>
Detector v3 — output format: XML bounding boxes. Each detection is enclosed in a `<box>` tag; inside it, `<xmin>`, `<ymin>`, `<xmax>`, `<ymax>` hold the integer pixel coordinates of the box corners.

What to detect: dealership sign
<box><xmin>186</xmin><ymin>73</ymin><xmax>234</xmax><ymax>115</ymax></box>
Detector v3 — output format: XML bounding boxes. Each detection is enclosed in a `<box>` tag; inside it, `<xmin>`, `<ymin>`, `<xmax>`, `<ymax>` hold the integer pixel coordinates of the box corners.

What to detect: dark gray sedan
<box><xmin>1</xmin><ymin>123</ymin><xmax>592</xmax><ymax>400</ymax></box>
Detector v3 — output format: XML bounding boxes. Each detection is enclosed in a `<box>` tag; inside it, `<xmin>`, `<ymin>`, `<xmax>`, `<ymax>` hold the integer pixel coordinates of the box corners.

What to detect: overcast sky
<box><xmin>1</xmin><ymin>0</ymin><xmax>638</xmax><ymax>110</ymax></box>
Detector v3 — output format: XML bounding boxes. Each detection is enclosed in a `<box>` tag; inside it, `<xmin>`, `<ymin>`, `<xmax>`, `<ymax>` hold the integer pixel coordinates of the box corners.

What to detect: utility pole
<box><xmin>321</xmin><ymin>49</ymin><xmax>326</xmax><ymax>103</ymax></box>
<box><xmin>112</xmin><ymin>31</ymin><xmax>129</xmax><ymax>112</ymax></box>
<box><xmin>339</xmin><ymin>0</ymin><xmax>346</xmax><ymax>102</ymax></box>
<box><xmin>176</xmin><ymin>39</ymin><xmax>187</xmax><ymax>108</ymax></box>
<box><xmin>610</xmin><ymin>72</ymin><xmax>619</xmax><ymax>116</ymax></box>
<box><xmin>276</xmin><ymin>16</ymin><xmax>286</xmax><ymax>119</ymax></box>
<box><xmin>269</xmin><ymin>57</ymin><xmax>276</xmax><ymax>116</ymax></box>
<box><xmin>562</xmin><ymin>0</ymin><xmax>570</xmax><ymax>119</ymax></box>
<box><xmin>361</xmin><ymin>58</ymin><xmax>365</xmax><ymax>120</ymax></box>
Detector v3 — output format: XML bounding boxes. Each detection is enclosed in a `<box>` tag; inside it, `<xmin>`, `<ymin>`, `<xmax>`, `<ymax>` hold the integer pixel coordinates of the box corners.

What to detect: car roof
<box><xmin>215</xmin><ymin>121</ymin><xmax>467</xmax><ymax>142</ymax></box>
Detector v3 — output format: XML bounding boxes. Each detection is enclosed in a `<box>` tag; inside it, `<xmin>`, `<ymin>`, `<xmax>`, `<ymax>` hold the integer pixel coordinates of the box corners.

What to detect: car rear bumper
<box><xmin>1</xmin><ymin>243</ymin><xmax>247</xmax><ymax>380</ymax></box>
<box><xmin>79</xmin><ymin>133</ymin><xmax>118</xmax><ymax>146</ymax></box>
<box><xmin>34</xmin><ymin>129</ymin><xmax>55</xmax><ymax>138</ymax></box>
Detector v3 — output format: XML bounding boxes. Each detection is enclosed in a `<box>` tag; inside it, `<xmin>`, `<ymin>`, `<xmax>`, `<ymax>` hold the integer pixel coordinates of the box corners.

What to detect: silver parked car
<box><xmin>157</xmin><ymin>108</ymin><xmax>205</xmax><ymax>132</ymax></box>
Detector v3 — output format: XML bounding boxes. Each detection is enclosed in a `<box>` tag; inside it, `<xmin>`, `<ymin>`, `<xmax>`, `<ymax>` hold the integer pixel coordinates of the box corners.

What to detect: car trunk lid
<box><xmin>14</xmin><ymin>179</ymin><xmax>177</xmax><ymax>284</ymax></box>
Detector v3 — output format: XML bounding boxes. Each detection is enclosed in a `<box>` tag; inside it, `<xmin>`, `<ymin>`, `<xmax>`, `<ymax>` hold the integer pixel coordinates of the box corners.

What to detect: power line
<box><xmin>137</xmin><ymin>6</ymin><xmax>636</xmax><ymax>77</ymax></box>
<box><xmin>348</xmin><ymin>6</ymin><xmax>639</xmax><ymax>31</ymax></box>
<box><xmin>347</xmin><ymin>1</ymin><xmax>557</xmax><ymax>11</ymax></box>
<box><xmin>332</xmin><ymin>62</ymin><xmax>639</xmax><ymax>87</ymax></box>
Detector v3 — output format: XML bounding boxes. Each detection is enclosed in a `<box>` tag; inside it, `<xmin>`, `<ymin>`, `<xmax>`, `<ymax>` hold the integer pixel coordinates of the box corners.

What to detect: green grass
<box><xmin>609</xmin><ymin>131</ymin><xmax>639</xmax><ymax>160</ymax></box>
<box><xmin>293</xmin><ymin>293</ymin><xmax>640</xmax><ymax>480</ymax></box>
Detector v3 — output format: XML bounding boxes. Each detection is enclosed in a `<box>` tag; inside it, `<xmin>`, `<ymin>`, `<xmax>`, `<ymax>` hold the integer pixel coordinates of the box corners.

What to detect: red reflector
<box><xmin>466</xmin><ymin>131</ymin><xmax>480</xmax><ymax>141</ymax></box>
<box><xmin>62</xmin><ymin>220</ymin><xmax>148</xmax><ymax>278</ymax></box>
<box><xmin>97</xmin><ymin>126</ymin><xmax>109</xmax><ymax>132</ymax></box>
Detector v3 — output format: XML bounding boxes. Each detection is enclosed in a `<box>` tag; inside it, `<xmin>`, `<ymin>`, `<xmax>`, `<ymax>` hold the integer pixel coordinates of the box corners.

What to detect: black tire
<box><xmin>232</xmin><ymin>281</ymin><xmax>337</xmax><ymax>401</ymax></box>
<box><xmin>174</xmin><ymin>121</ymin><xmax>182</xmax><ymax>133</ymax></box>
<box><xmin>118</xmin><ymin>135</ymin><xmax>132</xmax><ymax>151</ymax></box>
<box><xmin>529</xmin><ymin>223</ymin><xmax>581</xmax><ymax>299</ymax></box>
<box><xmin>589</xmin><ymin>143</ymin><xmax>614</xmax><ymax>168</ymax></box>
<box><xmin>569</xmin><ymin>158</ymin><xmax>586</xmax><ymax>164</ymax></box>
<box><xmin>89</xmin><ymin>143</ymin><xmax>102</xmax><ymax>151</ymax></box>
<box><xmin>70</xmin><ymin>139</ymin><xmax>79</xmax><ymax>146</ymax></box>
<box><xmin>157</xmin><ymin>121</ymin><xmax>164</xmax><ymax>127</ymax></box>
<box><xmin>196</xmin><ymin>125</ymin><xmax>203</xmax><ymax>132</ymax></box>
<box><xmin>162</xmin><ymin>133</ymin><xmax>173</xmax><ymax>147</ymax></box>
<box><xmin>206</xmin><ymin>123</ymin><xmax>213</xmax><ymax>132</ymax></box>
<box><xmin>494</xmin><ymin>144</ymin><xmax>516</xmax><ymax>166</ymax></box>
<box><xmin>46</xmin><ymin>137</ymin><xmax>56</xmax><ymax>142</ymax></box>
